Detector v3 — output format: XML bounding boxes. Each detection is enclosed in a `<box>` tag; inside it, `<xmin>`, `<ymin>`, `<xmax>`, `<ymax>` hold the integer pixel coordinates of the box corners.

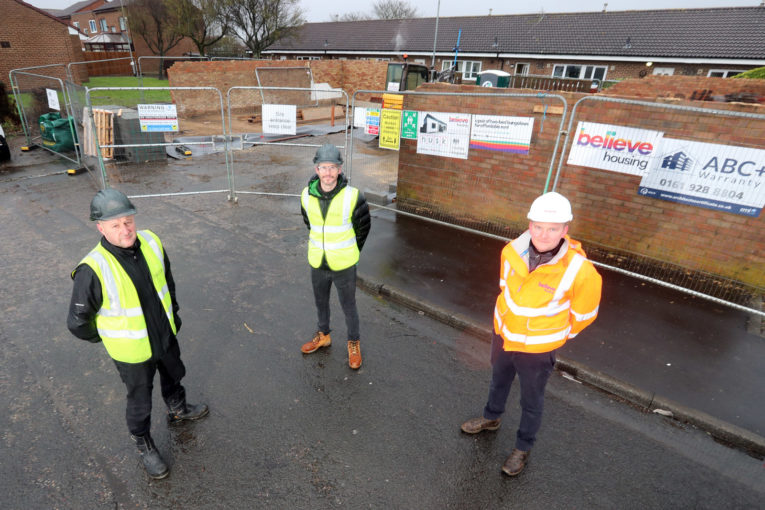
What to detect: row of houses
<box><xmin>1</xmin><ymin>1</ymin><xmax>764</xmax><ymax>91</ymax></box>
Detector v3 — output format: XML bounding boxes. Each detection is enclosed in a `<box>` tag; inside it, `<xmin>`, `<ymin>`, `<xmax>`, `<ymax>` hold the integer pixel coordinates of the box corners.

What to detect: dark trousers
<box><xmin>311</xmin><ymin>265</ymin><xmax>360</xmax><ymax>340</ymax></box>
<box><xmin>483</xmin><ymin>332</ymin><xmax>556</xmax><ymax>451</ymax></box>
<box><xmin>113</xmin><ymin>338</ymin><xmax>186</xmax><ymax>436</ymax></box>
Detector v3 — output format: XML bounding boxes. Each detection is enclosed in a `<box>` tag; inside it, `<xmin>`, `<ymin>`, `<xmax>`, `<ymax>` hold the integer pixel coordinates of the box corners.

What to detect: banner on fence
<box><xmin>567</xmin><ymin>121</ymin><xmax>663</xmax><ymax>176</ymax></box>
<box><xmin>262</xmin><ymin>104</ymin><xmax>296</xmax><ymax>135</ymax></box>
<box><xmin>639</xmin><ymin>138</ymin><xmax>765</xmax><ymax>217</ymax></box>
<box><xmin>469</xmin><ymin>115</ymin><xmax>534</xmax><ymax>154</ymax></box>
<box><xmin>365</xmin><ymin>108</ymin><xmax>380</xmax><ymax>135</ymax></box>
<box><xmin>416</xmin><ymin>111</ymin><xmax>471</xmax><ymax>160</ymax></box>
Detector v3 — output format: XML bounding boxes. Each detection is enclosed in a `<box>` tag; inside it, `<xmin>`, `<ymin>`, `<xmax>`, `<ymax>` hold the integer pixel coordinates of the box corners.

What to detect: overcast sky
<box><xmin>26</xmin><ymin>0</ymin><xmax>759</xmax><ymax>21</ymax></box>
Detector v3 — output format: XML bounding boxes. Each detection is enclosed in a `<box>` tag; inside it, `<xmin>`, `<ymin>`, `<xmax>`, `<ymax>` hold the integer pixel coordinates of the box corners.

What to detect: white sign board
<box><xmin>470</xmin><ymin>115</ymin><xmax>534</xmax><ymax>154</ymax></box>
<box><xmin>137</xmin><ymin>104</ymin><xmax>178</xmax><ymax>132</ymax></box>
<box><xmin>46</xmin><ymin>88</ymin><xmax>60</xmax><ymax>111</ymax></box>
<box><xmin>262</xmin><ymin>104</ymin><xmax>296</xmax><ymax>135</ymax></box>
<box><xmin>567</xmin><ymin>121</ymin><xmax>663</xmax><ymax>176</ymax></box>
<box><xmin>639</xmin><ymin>138</ymin><xmax>764</xmax><ymax>217</ymax></box>
<box><xmin>353</xmin><ymin>107</ymin><xmax>368</xmax><ymax>129</ymax></box>
<box><xmin>416</xmin><ymin>111</ymin><xmax>471</xmax><ymax>160</ymax></box>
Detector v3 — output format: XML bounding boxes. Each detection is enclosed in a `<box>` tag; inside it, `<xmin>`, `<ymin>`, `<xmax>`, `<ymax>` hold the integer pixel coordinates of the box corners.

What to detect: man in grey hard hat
<box><xmin>67</xmin><ymin>188</ymin><xmax>208</xmax><ymax>480</ymax></box>
<box><xmin>460</xmin><ymin>192</ymin><xmax>602</xmax><ymax>477</ymax></box>
<box><xmin>300</xmin><ymin>143</ymin><xmax>371</xmax><ymax>369</ymax></box>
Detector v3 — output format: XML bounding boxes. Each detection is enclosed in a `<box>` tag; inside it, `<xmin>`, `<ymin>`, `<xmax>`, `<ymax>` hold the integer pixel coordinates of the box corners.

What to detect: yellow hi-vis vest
<box><xmin>75</xmin><ymin>230</ymin><xmax>177</xmax><ymax>363</ymax></box>
<box><xmin>301</xmin><ymin>185</ymin><xmax>360</xmax><ymax>271</ymax></box>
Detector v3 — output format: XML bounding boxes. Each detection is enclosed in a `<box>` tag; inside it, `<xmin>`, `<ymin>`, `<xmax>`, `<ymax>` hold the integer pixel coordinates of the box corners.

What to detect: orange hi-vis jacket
<box><xmin>493</xmin><ymin>232</ymin><xmax>602</xmax><ymax>353</ymax></box>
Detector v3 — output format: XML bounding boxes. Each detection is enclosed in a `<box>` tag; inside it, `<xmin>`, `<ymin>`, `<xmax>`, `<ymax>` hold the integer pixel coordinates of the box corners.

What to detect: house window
<box><xmin>652</xmin><ymin>67</ymin><xmax>675</xmax><ymax>76</ymax></box>
<box><xmin>442</xmin><ymin>60</ymin><xmax>482</xmax><ymax>79</ymax></box>
<box><xmin>0</xmin><ymin>41</ymin><xmax>10</xmax><ymax>48</ymax></box>
<box><xmin>119</xmin><ymin>17</ymin><xmax>127</xmax><ymax>31</ymax></box>
<box><xmin>100</xmin><ymin>19</ymin><xmax>108</xmax><ymax>32</ymax></box>
<box><xmin>73</xmin><ymin>21</ymin><xmax>80</xmax><ymax>29</ymax></box>
<box><xmin>552</xmin><ymin>64</ymin><xmax>607</xmax><ymax>81</ymax></box>
<box><xmin>515</xmin><ymin>62</ymin><xmax>530</xmax><ymax>75</ymax></box>
<box><xmin>89</xmin><ymin>20</ymin><xmax>97</xmax><ymax>33</ymax></box>
<box><xmin>707</xmin><ymin>69</ymin><xmax>740</xmax><ymax>78</ymax></box>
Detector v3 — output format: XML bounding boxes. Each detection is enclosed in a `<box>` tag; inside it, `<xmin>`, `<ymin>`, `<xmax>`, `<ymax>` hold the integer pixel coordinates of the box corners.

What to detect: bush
<box><xmin>732</xmin><ymin>67</ymin><xmax>765</xmax><ymax>79</ymax></box>
<box><xmin>0</xmin><ymin>82</ymin><xmax>21</xmax><ymax>134</ymax></box>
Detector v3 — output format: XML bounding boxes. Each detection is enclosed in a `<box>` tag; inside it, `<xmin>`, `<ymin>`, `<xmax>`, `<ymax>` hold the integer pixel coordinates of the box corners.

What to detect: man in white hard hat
<box><xmin>460</xmin><ymin>191</ymin><xmax>602</xmax><ymax>476</ymax></box>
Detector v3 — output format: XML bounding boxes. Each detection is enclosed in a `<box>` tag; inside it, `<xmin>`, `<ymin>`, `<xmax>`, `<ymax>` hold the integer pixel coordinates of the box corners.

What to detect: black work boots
<box><xmin>132</xmin><ymin>433</ymin><xmax>169</xmax><ymax>479</ymax></box>
<box><xmin>167</xmin><ymin>401</ymin><xmax>210</xmax><ymax>425</ymax></box>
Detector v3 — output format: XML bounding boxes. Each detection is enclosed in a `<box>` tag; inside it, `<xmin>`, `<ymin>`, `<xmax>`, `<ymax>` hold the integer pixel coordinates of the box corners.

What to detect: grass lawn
<box><xmin>83</xmin><ymin>76</ymin><xmax>172</xmax><ymax>106</ymax></box>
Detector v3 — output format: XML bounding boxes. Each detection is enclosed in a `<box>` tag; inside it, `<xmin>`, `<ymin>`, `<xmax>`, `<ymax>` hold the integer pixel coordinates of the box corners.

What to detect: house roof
<box><xmin>12</xmin><ymin>0</ymin><xmax>76</xmax><ymax>28</ymax></box>
<box><xmin>265</xmin><ymin>7</ymin><xmax>765</xmax><ymax>61</ymax></box>
<box><xmin>46</xmin><ymin>0</ymin><xmax>106</xmax><ymax>17</ymax></box>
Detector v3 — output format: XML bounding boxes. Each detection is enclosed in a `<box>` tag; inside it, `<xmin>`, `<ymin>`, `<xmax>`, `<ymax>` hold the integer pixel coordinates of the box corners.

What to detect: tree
<box><xmin>227</xmin><ymin>0</ymin><xmax>304</xmax><ymax>58</ymax></box>
<box><xmin>372</xmin><ymin>0</ymin><xmax>418</xmax><ymax>19</ymax></box>
<box><xmin>329</xmin><ymin>12</ymin><xmax>370</xmax><ymax>22</ymax></box>
<box><xmin>127</xmin><ymin>0</ymin><xmax>185</xmax><ymax>78</ymax></box>
<box><xmin>168</xmin><ymin>0</ymin><xmax>231</xmax><ymax>56</ymax></box>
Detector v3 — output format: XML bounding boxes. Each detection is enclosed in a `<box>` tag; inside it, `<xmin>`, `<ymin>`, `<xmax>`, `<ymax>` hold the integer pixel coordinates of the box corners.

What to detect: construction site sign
<box><xmin>262</xmin><ymin>104</ymin><xmax>296</xmax><ymax>135</ymax></box>
<box><xmin>46</xmin><ymin>88</ymin><xmax>60</xmax><ymax>111</ymax></box>
<box><xmin>639</xmin><ymin>138</ymin><xmax>765</xmax><ymax>217</ymax></box>
<box><xmin>567</xmin><ymin>121</ymin><xmax>663</xmax><ymax>176</ymax></box>
<box><xmin>401</xmin><ymin>111</ymin><xmax>418</xmax><ymax>139</ymax></box>
<box><xmin>470</xmin><ymin>115</ymin><xmax>534</xmax><ymax>154</ymax></box>
<box><xmin>137</xmin><ymin>104</ymin><xmax>178</xmax><ymax>132</ymax></box>
<box><xmin>379</xmin><ymin>109</ymin><xmax>402</xmax><ymax>151</ymax></box>
<box><xmin>365</xmin><ymin>109</ymin><xmax>380</xmax><ymax>135</ymax></box>
<box><xmin>416</xmin><ymin>111</ymin><xmax>471</xmax><ymax>160</ymax></box>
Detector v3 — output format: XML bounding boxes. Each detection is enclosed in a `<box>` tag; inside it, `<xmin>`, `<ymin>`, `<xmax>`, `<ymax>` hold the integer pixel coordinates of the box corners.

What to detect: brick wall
<box><xmin>0</xmin><ymin>0</ymin><xmax>86</xmax><ymax>89</ymax></box>
<box><xmin>166</xmin><ymin>59</ymin><xmax>388</xmax><ymax>115</ymax></box>
<box><xmin>604</xmin><ymin>75</ymin><xmax>765</xmax><ymax>103</ymax></box>
<box><xmin>395</xmin><ymin>82</ymin><xmax>765</xmax><ymax>288</ymax></box>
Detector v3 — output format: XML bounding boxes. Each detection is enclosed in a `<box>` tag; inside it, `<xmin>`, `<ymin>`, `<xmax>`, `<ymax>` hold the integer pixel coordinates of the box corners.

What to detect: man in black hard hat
<box><xmin>300</xmin><ymin>143</ymin><xmax>371</xmax><ymax>369</ymax></box>
<box><xmin>67</xmin><ymin>188</ymin><xmax>208</xmax><ymax>480</ymax></box>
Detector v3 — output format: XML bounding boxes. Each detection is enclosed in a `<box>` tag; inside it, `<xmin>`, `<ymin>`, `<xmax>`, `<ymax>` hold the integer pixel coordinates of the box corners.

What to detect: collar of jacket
<box><xmin>100</xmin><ymin>235</ymin><xmax>141</xmax><ymax>259</ymax></box>
<box><xmin>307</xmin><ymin>173</ymin><xmax>349</xmax><ymax>200</ymax></box>
<box><xmin>510</xmin><ymin>231</ymin><xmax>579</xmax><ymax>273</ymax></box>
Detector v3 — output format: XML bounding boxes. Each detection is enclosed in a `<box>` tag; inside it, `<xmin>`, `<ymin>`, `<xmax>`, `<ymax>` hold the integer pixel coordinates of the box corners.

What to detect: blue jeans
<box><xmin>483</xmin><ymin>332</ymin><xmax>556</xmax><ymax>451</ymax></box>
<box><xmin>311</xmin><ymin>265</ymin><xmax>360</xmax><ymax>340</ymax></box>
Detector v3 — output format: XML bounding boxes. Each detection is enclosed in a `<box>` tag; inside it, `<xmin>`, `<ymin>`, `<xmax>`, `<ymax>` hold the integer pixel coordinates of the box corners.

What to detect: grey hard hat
<box><xmin>90</xmin><ymin>188</ymin><xmax>136</xmax><ymax>221</ymax></box>
<box><xmin>313</xmin><ymin>143</ymin><xmax>343</xmax><ymax>165</ymax></box>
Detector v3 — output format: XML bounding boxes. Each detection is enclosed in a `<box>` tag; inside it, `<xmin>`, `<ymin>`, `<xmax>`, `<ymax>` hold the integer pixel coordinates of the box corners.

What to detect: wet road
<box><xmin>0</xmin><ymin>149</ymin><xmax>763</xmax><ymax>508</ymax></box>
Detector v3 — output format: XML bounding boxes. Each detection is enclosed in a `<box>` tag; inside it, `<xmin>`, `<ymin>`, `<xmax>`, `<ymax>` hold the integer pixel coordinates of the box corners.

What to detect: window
<box><xmin>119</xmin><ymin>17</ymin><xmax>127</xmax><ymax>31</ymax></box>
<box><xmin>73</xmin><ymin>21</ymin><xmax>80</xmax><ymax>29</ymax></box>
<box><xmin>442</xmin><ymin>60</ymin><xmax>482</xmax><ymax>79</ymax></box>
<box><xmin>89</xmin><ymin>20</ymin><xmax>97</xmax><ymax>33</ymax></box>
<box><xmin>707</xmin><ymin>69</ymin><xmax>741</xmax><ymax>78</ymax></box>
<box><xmin>552</xmin><ymin>64</ymin><xmax>607</xmax><ymax>81</ymax></box>
<box><xmin>515</xmin><ymin>62</ymin><xmax>530</xmax><ymax>75</ymax></box>
<box><xmin>100</xmin><ymin>19</ymin><xmax>108</xmax><ymax>32</ymax></box>
<box><xmin>652</xmin><ymin>67</ymin><xmax>675</xmax><ymax>76</ymax></box>
<box><xmin>296</xmin><ymin>56</ymin><xmax>320</xmax><ymax>60</ymax></box>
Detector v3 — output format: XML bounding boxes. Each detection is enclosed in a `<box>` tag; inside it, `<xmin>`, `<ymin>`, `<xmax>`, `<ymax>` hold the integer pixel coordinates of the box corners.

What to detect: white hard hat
<box><xmin>527</xmin><ymin>192</ymin><xmax>573</xmax><ymax>223</ymax></box>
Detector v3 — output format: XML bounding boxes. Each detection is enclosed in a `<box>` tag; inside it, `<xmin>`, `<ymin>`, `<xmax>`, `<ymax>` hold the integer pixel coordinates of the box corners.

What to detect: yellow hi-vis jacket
<box><xmin>493</xmin><ymin>232</ymin><xmax>602</xmax><ymax>353</ymax></box>
<box><xmin>301</xmin><ymin>185</ymin><xmax>360</xmax><ymax>271</ymax></box>
<box><xmin>76</xmin><ymin>230</ymin><xmax>177</xmax><ymax>363</ymax></box>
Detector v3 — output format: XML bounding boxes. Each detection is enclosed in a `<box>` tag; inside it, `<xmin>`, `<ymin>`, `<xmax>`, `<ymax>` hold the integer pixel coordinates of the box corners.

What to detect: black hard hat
<box><xmin>313</xmin><ymin>143</ymin><xmax>343</xmax><ymax>165</ymax></box>
<box><xmin>90</xmin><ymin>188</ymin><xmax>136</xmax><ymax>221</ymax></box>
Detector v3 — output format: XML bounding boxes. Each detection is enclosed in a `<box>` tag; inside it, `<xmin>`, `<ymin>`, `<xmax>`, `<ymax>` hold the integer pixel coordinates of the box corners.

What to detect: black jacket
<box><xmin>300</xmin><ymin>173</ymin><xmax>371</xmax><ymax>269</ymax></box>
<box><xmin>67</xmin><ymin>234</ymin><xmax>181</xmax><ymax>361</ymax></box>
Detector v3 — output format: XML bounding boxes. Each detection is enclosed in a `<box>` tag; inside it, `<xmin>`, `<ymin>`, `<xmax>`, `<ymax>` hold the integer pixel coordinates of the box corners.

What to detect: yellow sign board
<box><xmin>378</xmin><ymin>109</ymin><xmax>402</xmax><ymax>151</ymax></box>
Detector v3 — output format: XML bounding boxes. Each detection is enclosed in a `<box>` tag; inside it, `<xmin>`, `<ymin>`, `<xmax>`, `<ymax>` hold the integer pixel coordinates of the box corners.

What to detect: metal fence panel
<box><xmin>226</xmin><ymin>86</ymin><xmax>350</xmax><ymax>200</ymax></box>
<box><xmin>552</xmin><ymin>95</ymin><xmax>765</xmax><ymax>313</ymax></box>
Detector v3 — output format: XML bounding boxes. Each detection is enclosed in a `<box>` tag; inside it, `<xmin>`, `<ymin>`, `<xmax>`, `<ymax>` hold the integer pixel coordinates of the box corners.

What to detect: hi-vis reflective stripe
<box><xmin>138</xmin><ymin>231</ymin><xmax>164</xmax><ymax>271</ymax></box>
<box><xmin>88</xmin><ymin>251</ymin><xmax>143</xmax><ymax>318</ymax></box>
<box><xmin>310</xmin><ymin>223</ymin><xmax>352</xmax><ymax>234</ymax></box>
<box><xmin>552</xmin><ymin>254</ymin><xmax>584</xmax><ymax>302</ymax></box>
<box><xmin>309</xmin><ymin>237</ymin><xmax>357</xmax><ymax>250</ymax></box>
<box><xmin>572</xmin><ymin>306</ymin><xmax>599</xmax><ymax>322</ymax></box>
<box><xmin>97</xmin><ymin>326</ymin><xmax>149</xmax><ymax>339</ymax></box>
<box><xmin>503</xmin><ymin>286</ymin><xmax>571</xmax><ymax>317</ymax></box>
<box><xmin>494</xmin><ymin>309</ymin><xmax>571</xmax><ymax>344</ymax></box>
<box><xmin>495</xmin><ymin>309</ymin><xmax>571</xmax><ymax>345</ymax></box>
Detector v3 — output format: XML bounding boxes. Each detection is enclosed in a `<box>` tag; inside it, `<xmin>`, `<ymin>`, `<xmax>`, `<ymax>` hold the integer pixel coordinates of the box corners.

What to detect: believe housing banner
<box><xmin>567</xmin><ymin>121</ymin><xmax>663</xmax><ymax>176</ymax></box>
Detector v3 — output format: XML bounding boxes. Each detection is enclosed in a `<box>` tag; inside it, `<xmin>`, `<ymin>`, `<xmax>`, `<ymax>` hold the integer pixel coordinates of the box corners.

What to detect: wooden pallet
<box><xmin>82</xmin><ymin>108</ymin><xmax>115</xmax><ymax>159</ymax></box>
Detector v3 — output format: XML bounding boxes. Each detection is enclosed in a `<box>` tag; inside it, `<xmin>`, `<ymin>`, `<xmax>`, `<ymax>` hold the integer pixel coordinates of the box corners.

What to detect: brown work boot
<box><xmin>501</xmin><ymin>448</ymin><xmax>530</xmax><ymax>477</ymax></box>
<box><xmin>460</xmin><ymin>417</ymin><xmax>501</xmax><ymax>434</ymax></box>
<box><xmin>301</xmin><ymin>331</ymin><xmax>331</xmax><ymax>354</ymax></box>
<box><xmin>347</xmin><ymin>340</ymin><xmax>362</xmax><ymax>369</ymax></box>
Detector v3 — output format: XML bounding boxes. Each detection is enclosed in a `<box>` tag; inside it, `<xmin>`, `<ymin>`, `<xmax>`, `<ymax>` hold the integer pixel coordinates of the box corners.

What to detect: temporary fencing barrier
<box><xmin>552</xmin><ymin>96</ymin><xmax>765</xmax><ymax>316</ymax></box>
<box><xmin>67</xmin><ymin>57</ymin><xmax>136</xmax><ymax>84</ymax></box>
<box><xmin>348</xmin><ymin>89</ymin><xmax>568</xmax><ymax>237</ymax></box>
<box><xmin>84</xmin><ymin>86</ymin><xmax>232</xmax><ymax>197</ymax></box>
<box><xmin>9</xmin><ymin>67</ymin><xmax>82</xmax><ymax>168</ymax></box>
<box><xmin>226</xmin><ymin>86</ymin><xmax>350</xmax><ymax>200</ymax></box>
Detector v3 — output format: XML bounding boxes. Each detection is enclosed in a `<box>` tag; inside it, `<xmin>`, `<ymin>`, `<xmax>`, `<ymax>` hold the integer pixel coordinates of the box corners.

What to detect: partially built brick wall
<box><xmin>166</xmin><ymin>59</ymin><xmax>388</xmax><ymax>115</ymax></box>
<box><xmin>396</xmin><ymin>82</ymin><xmax>765</xmax><ymax>288</ymax></box>
<box><xmin>605</xmin><ymin>75</ymin><xmax>765</xmax><ymax>103</ymax></box>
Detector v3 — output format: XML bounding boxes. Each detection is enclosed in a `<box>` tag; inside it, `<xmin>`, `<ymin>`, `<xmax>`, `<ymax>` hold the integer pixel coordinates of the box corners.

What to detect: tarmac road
<box><xmin>0</xmin><ymin>149</ymin><xmax>763</xmax><ymax>509</ymax></box>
